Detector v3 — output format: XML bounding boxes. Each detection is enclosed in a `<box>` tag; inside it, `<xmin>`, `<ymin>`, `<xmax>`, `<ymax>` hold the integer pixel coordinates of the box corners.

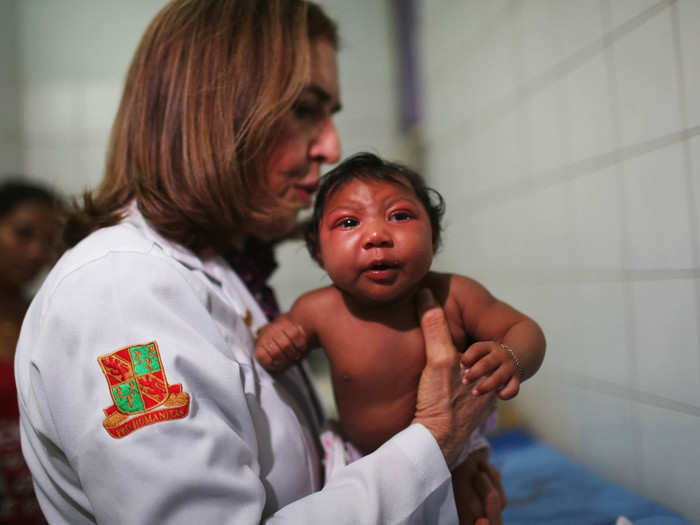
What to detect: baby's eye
<box><xmin>389</xmin><ymin>211</ymin><xmax>413</xmax><ymax>222</ymax></box>
<box><xmin>339</xmin><ymin>218</ymin><xmax>359</xmax><ymax>228</ymax></box>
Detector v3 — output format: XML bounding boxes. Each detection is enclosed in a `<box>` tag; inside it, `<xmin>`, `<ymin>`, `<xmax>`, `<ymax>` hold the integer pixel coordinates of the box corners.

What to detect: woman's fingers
<box><xmin>452</xmin><ymin>461</ymin><xmax>483</xmax><ymax>525</ymax></box>
<box><xmin>482</xmin><ymin>461</ymin><xmax>507</xmax><ymax>510</ymax></box>
<box><xmin>476</xmin><ymin>457</ymin><xmax>507</xmax><ymax>511</ymax></box>
<box><xmin>474</xmin><ymin>470</ymin><xmax>503</xmax><ymax>525</ymax></box>
<box><xmin>417</xmin><ymin>288</ymin><xmax>456</xmax><ymax>365</ymax></box>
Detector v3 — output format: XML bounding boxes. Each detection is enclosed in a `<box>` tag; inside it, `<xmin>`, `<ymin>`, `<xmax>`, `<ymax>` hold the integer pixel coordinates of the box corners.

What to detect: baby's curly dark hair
<box><xmin>305</xmin><ymin>152</ymin><xmax>445</xmax><ymax>263</ymax></box>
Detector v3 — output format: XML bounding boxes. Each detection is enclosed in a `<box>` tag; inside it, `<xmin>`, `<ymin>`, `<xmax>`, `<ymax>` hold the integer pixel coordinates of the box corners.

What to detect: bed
<box><xmin>489</xmin><ymin>429</ymin><xmax>693</xmax><ymax>525</ymax></box>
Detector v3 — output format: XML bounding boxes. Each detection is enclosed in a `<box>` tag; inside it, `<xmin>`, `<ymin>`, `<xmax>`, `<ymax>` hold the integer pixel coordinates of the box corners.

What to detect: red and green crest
<box><xmin>98</xmin><ymin>341</ymin><xmax>190</xmax><ymax>438</ymax></box>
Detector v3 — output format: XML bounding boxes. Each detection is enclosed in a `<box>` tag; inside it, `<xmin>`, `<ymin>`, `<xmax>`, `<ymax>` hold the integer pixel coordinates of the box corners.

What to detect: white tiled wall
<box><xmin>421</xmin><ymin>1</ymin><xmax>700</xmax><ymax>521</ymax></box>
<box><xmin>0</xmin><ymin>1</ymin><xmax>22</xmax><ymax>175</ymax></box>
<box><xmin>678</xmin><ymin>2</ymin><xmax>700</xmax><ymax>128</ymax></box>
<box><xmin>12</xmin><ymin>1</ymin><xmax>166</xmax><ymax>194</ymax></box>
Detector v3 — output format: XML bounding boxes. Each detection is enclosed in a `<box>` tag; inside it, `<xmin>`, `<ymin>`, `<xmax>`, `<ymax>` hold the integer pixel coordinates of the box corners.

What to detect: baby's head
<box><xmin>305</xmin><ymin>153</ymin><xmax>445</xmax><ymax>303</ymax></box>
<box><xmin>305</xmin><ymin>152</ymin><xmax>445</xmax><ymax>263</ymax></box>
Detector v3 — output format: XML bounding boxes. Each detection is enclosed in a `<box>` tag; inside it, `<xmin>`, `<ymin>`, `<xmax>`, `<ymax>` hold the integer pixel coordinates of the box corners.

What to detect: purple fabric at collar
<box><xmin>227</xmin><ymin>238</ymin><xmax>328</xmax><ymax>430</ymax></box>
<box><xmin>224</xmin><ymin>237</ymin><xmax>281</xmax><ymax>321</ymax></box>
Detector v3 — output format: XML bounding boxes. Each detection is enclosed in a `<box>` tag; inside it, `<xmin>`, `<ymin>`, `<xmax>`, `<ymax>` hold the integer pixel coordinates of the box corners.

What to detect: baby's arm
<box><xmin>255</xmin><ymin>292</ymin><xmax>321</xmax><ymax>372</ymax></box>
<box><xmin>450</xmin><ymin>274</ymin><xmax>546</xmax><ymax>400</ymax></box>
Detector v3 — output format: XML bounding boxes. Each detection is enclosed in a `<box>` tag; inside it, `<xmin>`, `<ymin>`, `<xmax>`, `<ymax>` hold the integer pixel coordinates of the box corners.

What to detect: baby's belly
<box><xmin>332</xmin><ymin>378</ymin><xmax>418</xmax><ymax>455</ymax></box>
<box><xmin>322</xmin><ymin>326</ymin><xmax>428</xmax><ymax>455</ymax></box>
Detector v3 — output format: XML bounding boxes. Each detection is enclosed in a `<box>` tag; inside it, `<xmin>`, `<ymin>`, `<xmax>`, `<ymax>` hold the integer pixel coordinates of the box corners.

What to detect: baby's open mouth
<box><xmin>365</xmin><ymin>261</ymin><xmax>400</xmax><ymax>272</ymax></box>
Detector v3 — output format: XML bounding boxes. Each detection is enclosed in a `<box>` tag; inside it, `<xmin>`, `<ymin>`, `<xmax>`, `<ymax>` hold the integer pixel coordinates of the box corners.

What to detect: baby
<box><xmin>256</xmin><ymin>152</ymin><xmax>546</xmax><ymax>522</ymax></box>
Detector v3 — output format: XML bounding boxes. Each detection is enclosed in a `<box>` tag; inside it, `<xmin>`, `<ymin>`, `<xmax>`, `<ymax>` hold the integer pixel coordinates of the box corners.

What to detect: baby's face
<box><xmin>317</xmin><ymin>177</ymin><xmax>434</xmax><ymax>304</ymax></box>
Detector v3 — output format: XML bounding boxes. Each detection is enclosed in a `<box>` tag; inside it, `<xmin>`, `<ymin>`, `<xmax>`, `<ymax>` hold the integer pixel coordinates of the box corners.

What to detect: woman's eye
<box><xmin>293</xmin><ymin>102</ymin><xmax>322</xmax><ymax>121</ymax></box>
<box><xmin>389</xmin><ymin>211</ymin><xmax>412</xmax><ymax>222</ymax></box>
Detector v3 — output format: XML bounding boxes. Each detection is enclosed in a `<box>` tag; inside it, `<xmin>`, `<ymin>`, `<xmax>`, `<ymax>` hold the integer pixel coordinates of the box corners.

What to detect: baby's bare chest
<box><xmin>317</xmin><ymin>310</ymin><xmax>468</xmax><ymax>387</ymax></box>
<box><xmin>324</xmin><ymin>325</ymin><xmax>425</xmax><ymax>384</ymax></box>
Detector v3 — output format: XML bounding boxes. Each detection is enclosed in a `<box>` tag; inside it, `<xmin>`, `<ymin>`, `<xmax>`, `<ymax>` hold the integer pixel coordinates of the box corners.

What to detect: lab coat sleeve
<box><xmin>268</xmin><ymin>423</ymin><xmax>458</xmax><ymax>525</ymax></box>
<box><xmin>20</xmin><ymin>249</ymin><xmax>458</xmax><ymax>524</ymax></box>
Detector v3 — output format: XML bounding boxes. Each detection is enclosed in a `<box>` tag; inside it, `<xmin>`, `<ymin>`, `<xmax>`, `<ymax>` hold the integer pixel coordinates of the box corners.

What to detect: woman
<box><xmin>1</xmin><ymin>179</ymin><xmax>60</xmax><ymax>524</ymax></box>
<box><xmin>15</xmin><ymin>1</ymin><xmax>504</xmax><ymax>523</ymax></box>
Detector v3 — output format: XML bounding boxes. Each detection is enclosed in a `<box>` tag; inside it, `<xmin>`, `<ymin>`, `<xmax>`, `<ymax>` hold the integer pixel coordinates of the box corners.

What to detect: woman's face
<box><xmin>0</xmin><ymin>200</ymin><xmax>59</xmax><ymax>288</ymax></box>
<box><xmin>260</xmin><ymin>39</ymin><xmax>342</xmax><ymax>238</ymax></box>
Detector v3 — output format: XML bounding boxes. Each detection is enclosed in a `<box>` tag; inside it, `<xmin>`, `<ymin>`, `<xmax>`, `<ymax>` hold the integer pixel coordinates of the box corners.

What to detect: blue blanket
<box><xmin>489</xmin><ymin>430</ymin><xmax>692</xmax><ymax>525</ymax></box>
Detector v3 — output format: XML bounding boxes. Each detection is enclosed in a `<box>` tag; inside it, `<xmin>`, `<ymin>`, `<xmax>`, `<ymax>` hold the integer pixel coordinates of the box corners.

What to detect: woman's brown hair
<box><xmin>64</xmin><ymin>0</ymin><xmax>337</xmax><ymax>252</ymax></box>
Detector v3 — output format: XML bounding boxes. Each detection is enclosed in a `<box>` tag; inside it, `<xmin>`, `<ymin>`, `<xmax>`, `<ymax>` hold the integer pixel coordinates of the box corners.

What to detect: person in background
<box><xmin>255</xmin><ymin>153</ymin><xmax>545</xmax><ymax>524</ymax></box>
<box><xmin>0</xmin><ymin>179</ymin><xmax>61</xmax><ymax>524</ymax></box>
<box><xmin>15</xmin><ymin>1</ymin><xmax>505</xmax><ymax>523</ymax></box>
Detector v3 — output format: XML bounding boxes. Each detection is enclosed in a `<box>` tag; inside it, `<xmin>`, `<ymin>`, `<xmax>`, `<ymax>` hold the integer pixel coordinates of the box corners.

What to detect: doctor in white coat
<box><xmin>15</xmin><ymin>1</ymin><xmax>504</xmax><ymax>523</ymax></box>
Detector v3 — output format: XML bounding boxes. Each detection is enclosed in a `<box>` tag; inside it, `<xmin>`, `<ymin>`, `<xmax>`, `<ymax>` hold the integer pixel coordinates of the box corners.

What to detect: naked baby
<box><xmin>255</xmin><ymin>152</ymin><xmax>546</xmax><ymax>524</ymax></box>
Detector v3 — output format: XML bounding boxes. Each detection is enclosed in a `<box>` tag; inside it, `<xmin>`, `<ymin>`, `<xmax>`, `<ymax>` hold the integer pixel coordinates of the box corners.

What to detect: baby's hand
<box><xmin>255</xmin><ymin>314</ymin><xmax>308</xmax><ymax>372</ymax></box>
<box><xmin>461</xmin><ymin>341</ymin><xmax>521</xmax><ymax>400</ymax></box>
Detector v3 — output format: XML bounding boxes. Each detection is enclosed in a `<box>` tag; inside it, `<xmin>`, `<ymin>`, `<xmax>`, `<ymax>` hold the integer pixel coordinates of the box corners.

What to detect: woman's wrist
<box><xmin>410</xmin><ymin>418</ymin><xmax>454</xmax><ymax>464</ymax></box>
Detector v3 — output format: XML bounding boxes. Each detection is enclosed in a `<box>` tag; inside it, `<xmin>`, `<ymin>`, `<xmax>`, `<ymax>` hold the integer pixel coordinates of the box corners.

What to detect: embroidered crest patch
<box><xmin>98</xmin><ymin>341</ymin><xmax>190</xmax><ymax>438</ymax></box>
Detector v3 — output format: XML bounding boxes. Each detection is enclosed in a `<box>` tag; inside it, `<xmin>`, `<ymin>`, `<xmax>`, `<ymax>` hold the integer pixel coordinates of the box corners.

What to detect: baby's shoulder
<box><xmin>296</xmin><ymin>284</ymin><xmax>341</xmax><ymax>304</ymax></box>
<box><xmin>291</xmin><ymin>285</ymin><xmax>345</xmax><ymax>318</ymax></box>
<box><xmin>426</xmin><ymin>271</ymin><xmax>487</xmax><ymax>296</ymax></box>
<box><xmin>425</xmin><ymin>271</ymin><xmax>491</xmax><ymax>317</ymax></box>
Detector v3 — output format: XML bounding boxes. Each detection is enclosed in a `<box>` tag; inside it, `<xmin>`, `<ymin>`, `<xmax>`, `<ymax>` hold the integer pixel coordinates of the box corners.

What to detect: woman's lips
<box><xmin>294</xmin><ymin>182</ymin><xmax>319</xmax><ymax>206</ymax></box>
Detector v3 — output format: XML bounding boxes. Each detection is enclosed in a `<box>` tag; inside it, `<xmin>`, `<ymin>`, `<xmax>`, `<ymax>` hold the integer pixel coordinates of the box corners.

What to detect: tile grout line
<box><xmin>481</xmin><ymin>268</ymin><xmax>700</xmax><ymax>287</ymax></box>
<box><xmin>561</xmin><ymin>369</ymin><xmax>700</xmax><ymax>419</ymax></box>
<box><xmin>669</xmin><ymin>1</ymin><xmax>700</xmax><ymax>387</ymax></box>
<box><xmin>459</xmin><ymin>125</ymin><xmax>700</xmax><ymax>213</ymax></box>
<box><xmin>601</xmin><ymin>0</ymin><xmax>645</xmax><ymax>486</ymax></box>
<box><xmin>425</xmin><ymin>1</ymin><xmax>518</xmax><ymax>83</ymax></box>
<box><xmin>427</xmin><ymin>0</ymin><xmax>675</xmax><ymax>149</ymax></box>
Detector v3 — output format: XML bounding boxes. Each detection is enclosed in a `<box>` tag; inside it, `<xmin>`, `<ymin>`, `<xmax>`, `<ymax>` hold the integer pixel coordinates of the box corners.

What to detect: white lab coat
<box><xmin>15</xmin><ymin>205</ymin><xmax>459</xmax><ymax>524</ymax></box>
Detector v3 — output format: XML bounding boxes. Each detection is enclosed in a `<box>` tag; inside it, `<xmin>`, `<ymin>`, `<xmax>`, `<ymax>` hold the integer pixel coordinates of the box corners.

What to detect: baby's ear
<box><xmin>305</xmin><ymin>231</ymin><xmax>324</xmax><ymax>267</ymax></box>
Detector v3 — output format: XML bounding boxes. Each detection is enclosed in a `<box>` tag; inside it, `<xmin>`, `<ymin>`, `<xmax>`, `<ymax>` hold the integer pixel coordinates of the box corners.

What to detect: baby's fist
<box><xmin>255</xmin><ymin>314</ymin><xmax>308</xmax><ymax>372</ymax></box>
<box><xmin>461</xmin><ymin>341</ymin><xmax>521</xmax><ymax>400</ymax></box>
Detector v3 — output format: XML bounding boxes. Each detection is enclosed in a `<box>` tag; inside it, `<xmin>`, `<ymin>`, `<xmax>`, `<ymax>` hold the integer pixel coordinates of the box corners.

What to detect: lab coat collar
<box><xmin>121</xmin><ymin>202</ymin><xmax>269</xmax><ymax>335</ymax></box>
<box><xmin>122</xmin><ymin>201</ymin><xmax>229</xmax><ymax>287</ymax></box>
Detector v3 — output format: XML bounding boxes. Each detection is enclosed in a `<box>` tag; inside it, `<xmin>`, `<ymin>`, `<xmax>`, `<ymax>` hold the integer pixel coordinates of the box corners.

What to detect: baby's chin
<box><xmin>338</xmin><ymin>282</ymin><xmax>423</xmax><ymax>310</ymax></box>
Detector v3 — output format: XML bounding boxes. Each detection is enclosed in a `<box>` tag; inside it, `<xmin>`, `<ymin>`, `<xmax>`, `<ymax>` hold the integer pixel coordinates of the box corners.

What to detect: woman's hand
<box><xmin>412</xmin><ymin>289</ymin><xmax>497</xmax><ymax>467</ymax></box>
<box><xmin>453</xmin><ymin>448</ymin><xmax>506</xmax><ymax>525</ymax></box>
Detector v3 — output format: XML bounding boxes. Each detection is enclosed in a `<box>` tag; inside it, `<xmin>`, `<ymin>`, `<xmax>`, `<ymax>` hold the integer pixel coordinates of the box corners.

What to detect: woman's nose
<box><xmin>363</xmin><ymin>222</ymin><xmax>393</xmax><ymax>249</ymax></box>
<box><xmin>310</xmin><ymin>117</ymin><xmax>340</xmax><ymax>164</ymax></box>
